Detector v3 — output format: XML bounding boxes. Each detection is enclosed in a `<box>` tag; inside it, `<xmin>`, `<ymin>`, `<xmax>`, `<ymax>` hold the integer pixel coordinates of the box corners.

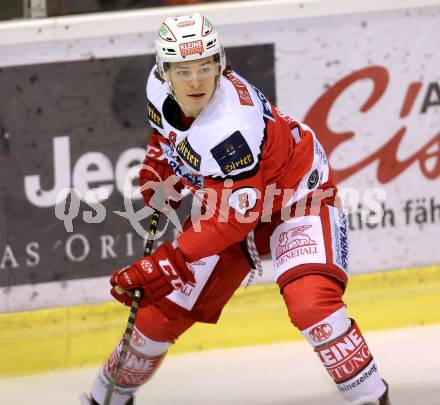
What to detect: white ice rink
<box><xmin>1</xmin><ymin>325</ymin><xmax>439</xmax><ymax>405</ymax></box>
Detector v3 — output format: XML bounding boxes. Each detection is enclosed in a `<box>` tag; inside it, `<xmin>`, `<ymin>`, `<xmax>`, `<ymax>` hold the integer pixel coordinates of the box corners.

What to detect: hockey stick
<box><xmin>103</xmin><ymin>208</ymin><xmax>161</xmax><ymax>405</ymax></box>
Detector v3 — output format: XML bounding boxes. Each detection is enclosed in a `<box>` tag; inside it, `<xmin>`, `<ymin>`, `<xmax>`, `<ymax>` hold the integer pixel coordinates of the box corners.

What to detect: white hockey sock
<box><xmin>91</xmin><ymin>327</ymin><xmax>171</xmax><ymax>405</ymax></box>
<box><xmin>302</xmin><ymin>308</ymin><xmax>387</xmax><ymax>404</ymax></box>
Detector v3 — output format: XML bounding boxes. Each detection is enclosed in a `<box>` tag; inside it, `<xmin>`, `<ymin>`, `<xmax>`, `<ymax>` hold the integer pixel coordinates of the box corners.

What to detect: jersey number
<box><xmin>238</xmin><ymin>193</ymin><xmax>249</xmax><ymax>210</ymax></box>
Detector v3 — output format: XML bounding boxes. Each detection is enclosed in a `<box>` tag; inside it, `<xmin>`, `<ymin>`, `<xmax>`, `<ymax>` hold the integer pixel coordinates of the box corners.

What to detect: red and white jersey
<box><xmin>145</xmin><ymin>67</ymin><xmax>335</xmax><ymax>261</ymax></box>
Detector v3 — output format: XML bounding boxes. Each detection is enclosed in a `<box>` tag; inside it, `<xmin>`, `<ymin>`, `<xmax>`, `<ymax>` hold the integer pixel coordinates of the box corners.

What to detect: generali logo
<box><xmin>309</xmin><ymin>323</ymin><xmax>333</xmax><ymax>343</ymax></box>
<box><xmin>186</xmin><ymin>260</ymin><xmax>203</xmax><ymax>288</ymax></box>
<box><xmin>179</xmin><ymin>40</ymin><xmax>204</xmax><ymax>57</ymax></box>
<box><xmin>275</xmin><ymin>224</ymin><xmax>316</xmax><ymax>260</ymax></box>
<box><xmin>178</xmin><ymin>260</ymin><xmax>199</xmax><ymax>296</ymax></box>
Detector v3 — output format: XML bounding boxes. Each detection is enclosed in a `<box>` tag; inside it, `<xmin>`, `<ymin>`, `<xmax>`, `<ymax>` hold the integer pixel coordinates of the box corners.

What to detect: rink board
<box><xmin>0</xmin><ymin>0</ymin><xmax>440</xmax><ymax>312</ymax></box>
<box><xmin>0</xmin><ymin>265</ymin><xmax>439</xmax><ymax>377</ymax></box>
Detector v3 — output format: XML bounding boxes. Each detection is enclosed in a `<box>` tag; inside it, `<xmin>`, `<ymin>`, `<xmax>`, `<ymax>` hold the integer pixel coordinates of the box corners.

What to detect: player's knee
<box><xmin>282</xmin><ymin>274</ymin><xmax>345</xmax><ymax>331</ymax></box>
<box><xmin>134</xmin><ymin>304</ymin><xmax>195</xmax><ymax>347</ymax></box>
<box><xmin>131</xmin><ymin>326</ymin><xmax>172</xmax><ymax>357</ymax></box>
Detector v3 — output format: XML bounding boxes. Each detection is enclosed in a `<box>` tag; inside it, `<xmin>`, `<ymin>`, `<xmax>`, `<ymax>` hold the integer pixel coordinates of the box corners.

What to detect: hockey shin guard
<box><xmin>303</xmin><ymin>308</ymin><xmax>387</xmax><ymax>404</ymax></box>
<box><xmin>91</xmin><ymin>327</ymin><xmax>170</xmax><ymax>405</ymax></box>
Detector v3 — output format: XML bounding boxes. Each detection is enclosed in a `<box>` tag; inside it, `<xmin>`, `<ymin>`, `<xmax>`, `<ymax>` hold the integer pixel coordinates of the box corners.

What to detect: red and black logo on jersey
<box><xmin>147</xmin><ymin>99</ymin><xmax>163</xmax><ymax>129</ymax></box>
<box><xmin>225</xmin><ymin>73</ymin><xmax>254</xmax><ymax>107</ymax></box>
<box><xmin>211</xmin><ymin>131</ymin><xmax>254</xmax><ymax>175</ymax></box>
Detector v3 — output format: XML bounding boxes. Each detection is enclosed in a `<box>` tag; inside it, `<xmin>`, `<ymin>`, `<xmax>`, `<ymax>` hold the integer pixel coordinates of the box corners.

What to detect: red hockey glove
<box><xmin>110</xmin><ymin>241</ymin><xmax>195</xmax><ymax>307</ymax></box>
<box><xmin>139</xmin><ymin>132</ymin><xmax>183</xmax><ymax>209</ymax></box>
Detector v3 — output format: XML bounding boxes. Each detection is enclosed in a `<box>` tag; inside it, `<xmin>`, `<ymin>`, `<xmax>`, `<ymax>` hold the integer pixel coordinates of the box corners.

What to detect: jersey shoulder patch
<box><xmin>210</xmin><ymin>131</ymin><xmax>255</xmax><ymax>175</ymax></box>
<box><xmin>147</xmin><ymin>98</ymin><xmax>164</xmax><ymax>129</ymax></box>
<box><xmin>224</xmin><ymin>72</ymin><xmax>254</xmax><ymax>107</ymax></box>
<box><xmin>146</xmin><ymin>67</ymin><xmax>169</xmax><ymax>134</ymax></box>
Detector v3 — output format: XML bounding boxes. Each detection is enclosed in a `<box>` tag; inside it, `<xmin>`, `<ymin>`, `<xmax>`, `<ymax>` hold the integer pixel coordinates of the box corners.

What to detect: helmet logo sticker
<box><xmin>177</xmin><ymin>20</ymin><xmax>195</xmax><ymax>28</ymax></box>
<box><xmin>155</xmin><ymin>13</ymin><xmax>226</xmax><ymax>72</ymax></box>
<box><xmin>202</xmin><ymin>17</ymin><xmax>213</xmax><ymax>36</ymax></box>
<box><xmin>159</xmin><ymin>23</ymin><xmax>177</xmax><ymax>42</ymax></box>
<box><xmin>179</xmin><ymin>40</ymin><xmax>204</xmax><ymax>57</ymax></box>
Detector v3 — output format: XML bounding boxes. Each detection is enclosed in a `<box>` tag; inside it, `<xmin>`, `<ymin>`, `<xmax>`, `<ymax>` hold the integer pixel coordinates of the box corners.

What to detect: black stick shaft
<box><xmin>103</xmin><ymin>209</ymin><xmax>161</xmax><ymax>405</ymax></box>
<box><xmin>143</xmin><ymin>208</ymin><xmax>161</xmax><ymax>256</ymax></box>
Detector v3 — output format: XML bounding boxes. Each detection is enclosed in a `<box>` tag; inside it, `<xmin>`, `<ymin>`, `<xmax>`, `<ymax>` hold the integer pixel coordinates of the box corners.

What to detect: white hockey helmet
<box><xmin>155</xmin><ymin>13</ymin><xmax>226</xmax><ymax>79</ymax></box>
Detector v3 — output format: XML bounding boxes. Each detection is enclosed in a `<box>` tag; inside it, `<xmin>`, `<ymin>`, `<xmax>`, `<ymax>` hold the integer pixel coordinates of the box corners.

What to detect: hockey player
<box><xmin>82</xmin><ymin>13</ymin><xmax>390</xmax><ymax>405</ymax></box>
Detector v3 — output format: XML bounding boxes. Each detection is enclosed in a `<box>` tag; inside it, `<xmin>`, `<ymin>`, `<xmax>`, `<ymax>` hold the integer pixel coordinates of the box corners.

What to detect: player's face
<box><xmin>167</xmin><ymin>57</ymin><xmax>218</xmax><ymax>118</ymax></box>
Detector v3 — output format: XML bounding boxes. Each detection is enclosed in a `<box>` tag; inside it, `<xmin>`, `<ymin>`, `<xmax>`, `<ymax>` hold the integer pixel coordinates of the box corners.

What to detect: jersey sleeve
<box><xmin>177</xmin><ymin>167</ymin><xmax>264</xmax><ymax>262</ymax></box>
